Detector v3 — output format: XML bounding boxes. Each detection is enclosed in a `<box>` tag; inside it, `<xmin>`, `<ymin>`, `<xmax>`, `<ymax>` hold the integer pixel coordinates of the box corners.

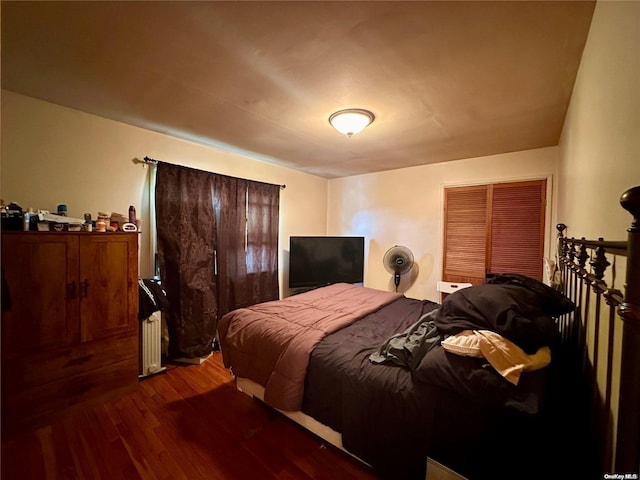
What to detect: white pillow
<box><xmin>441</xmin><ymin>330</ymin><xmax>483</xmax><ymax>358</ymax></box>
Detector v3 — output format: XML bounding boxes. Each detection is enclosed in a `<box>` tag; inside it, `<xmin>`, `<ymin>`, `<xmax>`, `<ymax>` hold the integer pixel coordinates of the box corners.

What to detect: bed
<box><xmin>217</xmin><ymin>185</ymin><xmax>640</xmax><ymax>480</ymax></box>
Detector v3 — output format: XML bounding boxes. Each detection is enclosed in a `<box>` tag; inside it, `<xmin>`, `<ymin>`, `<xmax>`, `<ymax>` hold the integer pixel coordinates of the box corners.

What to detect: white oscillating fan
<box><xmin>383</xmin><ymin>245</ymin><xmax>414</xmax><ymax>291</ymax></box>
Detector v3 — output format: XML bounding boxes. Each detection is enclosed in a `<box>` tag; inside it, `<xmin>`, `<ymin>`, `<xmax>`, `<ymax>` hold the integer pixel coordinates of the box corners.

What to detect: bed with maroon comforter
<box><xmin>218</xmin><ymin>276</ymin><xmax>577</xmax><ymax>480</ymax></box>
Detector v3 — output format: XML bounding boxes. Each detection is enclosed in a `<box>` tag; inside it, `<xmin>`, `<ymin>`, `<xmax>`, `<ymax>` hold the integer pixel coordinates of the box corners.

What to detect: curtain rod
<box><xmin>137</xmin><ymin>156</ymin><xmax>286</xmax><ymax>190</ymax></box>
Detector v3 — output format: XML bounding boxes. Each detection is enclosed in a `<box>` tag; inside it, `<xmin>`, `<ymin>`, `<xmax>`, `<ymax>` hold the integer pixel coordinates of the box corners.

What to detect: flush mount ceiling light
<box><xmin>328</xmin><ymin>108</ymin><xmax>375</xmax><ymax>137</ymax></box>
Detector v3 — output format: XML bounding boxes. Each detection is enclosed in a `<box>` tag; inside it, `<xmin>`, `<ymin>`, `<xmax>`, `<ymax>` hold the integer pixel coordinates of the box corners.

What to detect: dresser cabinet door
<box><xmin>79</xmin><ymin>234</ymin><xmax>137</xmax><ymax>342</ymax></box>
<box><xmin>1</xmin><ymin>233</ymin><xmax>80</xmax><ymax>354</ymax></box>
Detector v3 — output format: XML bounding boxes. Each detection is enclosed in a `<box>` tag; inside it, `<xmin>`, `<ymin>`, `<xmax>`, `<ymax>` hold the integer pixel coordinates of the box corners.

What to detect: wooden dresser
<box><xmin>1</xmin><ymin>231</ymin><xmax>139</xmax><ymax>438</ymax></box>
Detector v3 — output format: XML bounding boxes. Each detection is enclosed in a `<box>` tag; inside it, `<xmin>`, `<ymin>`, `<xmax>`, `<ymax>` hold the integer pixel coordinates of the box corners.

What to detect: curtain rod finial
<box><xmin>133</xmin><ymin>157</ymin><xmax>158</xmax><ymax>167</ymax></box>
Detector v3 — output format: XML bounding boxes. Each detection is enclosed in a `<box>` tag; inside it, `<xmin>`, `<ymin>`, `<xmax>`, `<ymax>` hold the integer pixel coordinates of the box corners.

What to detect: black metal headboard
<box><xmin>556</xmin><ymin>185</ymin><xmax>639</xmax><ymax>475</ymax></box>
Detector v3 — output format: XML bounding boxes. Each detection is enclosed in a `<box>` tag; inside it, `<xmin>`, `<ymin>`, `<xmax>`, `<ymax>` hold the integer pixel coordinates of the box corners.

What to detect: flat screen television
<box><xmin>289</xmin><ymin>236</ymin><xmax>365</xmax><ymax>289</ymax></box>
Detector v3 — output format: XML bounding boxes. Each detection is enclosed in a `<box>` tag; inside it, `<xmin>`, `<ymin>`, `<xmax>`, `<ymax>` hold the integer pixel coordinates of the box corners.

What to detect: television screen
<box><xmin>289</xmin><ymin>236</ymin><xmax>365</xmax><ymax>289</ymax></box>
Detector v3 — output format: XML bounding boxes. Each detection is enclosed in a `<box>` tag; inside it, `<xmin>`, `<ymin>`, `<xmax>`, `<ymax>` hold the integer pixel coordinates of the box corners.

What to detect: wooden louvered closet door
<box><xmin>443</xmin><ymin>185</ymin><xmax>488</xmax><ymax>285</ymax></box>
<box><xmin>443</xmin><ymin>179</ymin><xmax>546</xmax><ymax>285</ymax></box>
<box><xmin>488</xmin><ymin>181</ymin><xmax>546</xmax><ymax>280</ymax></box>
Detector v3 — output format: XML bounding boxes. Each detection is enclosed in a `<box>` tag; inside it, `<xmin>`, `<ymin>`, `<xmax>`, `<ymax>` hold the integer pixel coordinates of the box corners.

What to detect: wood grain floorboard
<box><xmin>1</xmin><ymin>351</ymin><xmax>380</xmax><ymax>479</ymax></box>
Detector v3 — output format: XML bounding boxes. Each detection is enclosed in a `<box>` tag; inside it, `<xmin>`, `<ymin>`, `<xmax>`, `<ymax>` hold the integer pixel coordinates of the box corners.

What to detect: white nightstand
<box><xmin>436</xmin><ymin>281</ymin><xmax>473</xmax><ymax>303</ymax></box>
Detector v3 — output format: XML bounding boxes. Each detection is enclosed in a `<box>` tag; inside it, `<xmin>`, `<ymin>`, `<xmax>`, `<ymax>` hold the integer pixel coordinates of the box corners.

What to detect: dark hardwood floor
<box><xmin>1</xmin><ymin>352</ymin><xmax>380</xmax><ymax>479</ymax></box>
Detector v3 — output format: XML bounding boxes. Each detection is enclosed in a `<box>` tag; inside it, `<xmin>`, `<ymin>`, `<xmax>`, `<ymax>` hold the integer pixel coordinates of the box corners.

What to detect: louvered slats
<box><xmin>443</xmin><ymin>180</ymin><xmax>546</xmax><ymax>283</ymax></box>
<box><xmin>489</xmin><ymin>181</ymin><xmax>545</xmax><ymax>280</ymax></box>
<box><xmin>443</xmin><ymin>185</ymin><xmax>488</xmax><ymax>283</ymax></box>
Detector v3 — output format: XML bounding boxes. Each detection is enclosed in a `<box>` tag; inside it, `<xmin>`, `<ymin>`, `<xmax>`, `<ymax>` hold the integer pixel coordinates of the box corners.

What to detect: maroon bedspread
<box><xmin>217</xmin><ymin>283</ymin><xmax>401</xmax><ymax>411</ymax></box>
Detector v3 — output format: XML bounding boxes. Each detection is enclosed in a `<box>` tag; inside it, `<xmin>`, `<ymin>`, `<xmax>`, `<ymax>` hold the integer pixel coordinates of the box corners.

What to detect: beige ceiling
<box><xmin>1</xmin><ymin>1</ymin><xmax>595</xmax><ymax>179</ymax></box>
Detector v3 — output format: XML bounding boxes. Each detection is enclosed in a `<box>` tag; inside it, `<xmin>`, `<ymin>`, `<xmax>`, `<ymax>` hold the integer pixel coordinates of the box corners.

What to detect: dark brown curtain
<box><xmin>213</xmin><ymin>175</ymin><xmax>248</xmax><ymax>316</ymax></box>
<box><xmin>214</xmin><ymin>178</ymin><xmax>280</xmax><ymax>314</ymax></box>
<box><xmin>243</xmin><ymin>181</ymin><xmax>280</xmax><ymax>307</ymax></box>
<box><xmin>155</xmin><ymin>162</ymin><xmax>279</xmax><ymax>359</ymax></box>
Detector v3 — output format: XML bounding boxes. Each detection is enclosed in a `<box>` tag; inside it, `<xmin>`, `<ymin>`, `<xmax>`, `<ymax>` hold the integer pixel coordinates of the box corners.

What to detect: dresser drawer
<box><xmin>2</xmin><ymin>332</ymin><xmax>137</xmax><ymax>390</ymax></box>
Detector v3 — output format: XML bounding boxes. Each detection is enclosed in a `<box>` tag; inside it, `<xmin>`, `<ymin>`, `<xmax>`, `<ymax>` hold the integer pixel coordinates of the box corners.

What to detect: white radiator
<box><xmin>140</xmin><ymin>310</ymin><xmax>166</xmax><ymax>378</ymax></box>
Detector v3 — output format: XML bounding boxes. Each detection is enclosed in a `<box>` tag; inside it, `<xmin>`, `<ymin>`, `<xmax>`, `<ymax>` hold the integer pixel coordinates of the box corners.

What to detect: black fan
<box><xmin>383</xmin><ymin>245</ymin><xmax>414</xmax><ymax>291</ymax></box>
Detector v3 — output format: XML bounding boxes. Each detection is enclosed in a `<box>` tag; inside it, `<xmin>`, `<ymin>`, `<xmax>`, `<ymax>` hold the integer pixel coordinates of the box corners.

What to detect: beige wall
<box><xmin>557</xmin><ymin>1</ymin><xmax>640</xmax><ymax>468</ymax></box>
<box><xmin>327</xmin><ymin>147</ymin><xmax>558</xmax><ymax>302</ymax></box>
<box><xmin>558</xmin><ymin>0</ymin><xmax>640</xmax><ymax>239</ymax></box>
<box><xmin>0</xmin><ymin>91</ymin><xmax>328</xmax><ymax>297</ymax></box>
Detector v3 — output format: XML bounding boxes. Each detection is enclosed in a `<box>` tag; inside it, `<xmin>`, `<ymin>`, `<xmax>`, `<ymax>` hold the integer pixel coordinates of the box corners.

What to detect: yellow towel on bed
<box><xmin>442</xmin><ymin>330</ymin><xmax>551</xmax><ymax>385</ymax></box>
